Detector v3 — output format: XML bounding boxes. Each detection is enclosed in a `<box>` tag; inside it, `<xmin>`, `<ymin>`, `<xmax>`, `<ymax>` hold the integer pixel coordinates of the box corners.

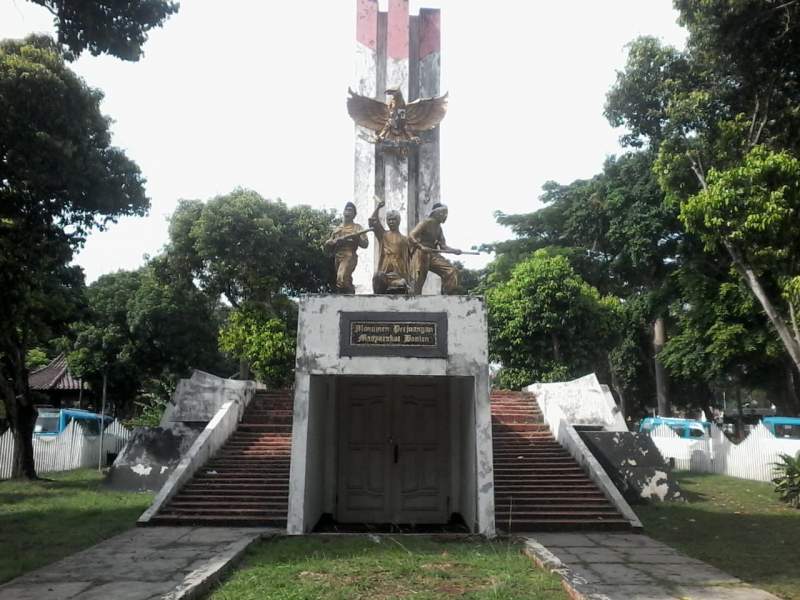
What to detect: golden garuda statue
<box><xmin>347</xmin><ymin>87</ymin><xmax>448</xmax><ymax>145</ymax></box>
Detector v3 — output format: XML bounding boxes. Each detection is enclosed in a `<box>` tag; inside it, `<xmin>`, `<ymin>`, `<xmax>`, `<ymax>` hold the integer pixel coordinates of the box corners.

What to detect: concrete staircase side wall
<box><xmin>138</xmin><ymin>375</ymin><xmax>256</xmax><ymax>524</ymax></box>
<box><xmin>532</xmin><ymin>374</ymin><xmax>627</xmax><ymax>431</ymax></box>
<box><xmin>529</xmin><ymin>382</ymin><xmax>642</xmax><ymax>530</ymax></box>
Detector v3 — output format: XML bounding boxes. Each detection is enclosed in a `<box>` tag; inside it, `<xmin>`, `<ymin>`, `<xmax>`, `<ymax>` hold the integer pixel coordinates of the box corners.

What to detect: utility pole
<box><xmin>97</xmin><ymin>369</ymin><xmax>107</xmax><ymax>471</ymax></box>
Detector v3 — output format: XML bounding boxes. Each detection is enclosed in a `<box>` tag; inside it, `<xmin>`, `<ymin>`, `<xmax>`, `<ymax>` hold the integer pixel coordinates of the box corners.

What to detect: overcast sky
<box><xmin>1</xmin><ymin>1</ymin><xmax>687</xmax><ymax>282</ymax></box>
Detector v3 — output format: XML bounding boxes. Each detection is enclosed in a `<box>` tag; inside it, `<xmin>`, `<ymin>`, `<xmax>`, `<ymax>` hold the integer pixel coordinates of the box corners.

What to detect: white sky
<box><xmin>1</xmin><ymin>1</ymin><xmax>687</xmax><ymax>282</ymax></box>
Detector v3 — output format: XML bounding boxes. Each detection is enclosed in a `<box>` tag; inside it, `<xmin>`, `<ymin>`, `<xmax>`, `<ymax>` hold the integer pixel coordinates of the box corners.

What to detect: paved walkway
<box><xmin>0</xmin><ymin>527</ymin><xmax>276</xmax><ymax>600</ymax></box>
<box><xmin>525</xmin><ymin>533</ymin><xmax>781</xmax><ymax>600</ymax></box>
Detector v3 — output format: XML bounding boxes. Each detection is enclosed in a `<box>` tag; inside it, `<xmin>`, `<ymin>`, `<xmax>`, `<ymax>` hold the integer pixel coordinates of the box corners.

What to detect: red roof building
<box><xmin>29</xmin><ymin>354</ymin><xmax>84</xmax><ymax>407</ymax></box>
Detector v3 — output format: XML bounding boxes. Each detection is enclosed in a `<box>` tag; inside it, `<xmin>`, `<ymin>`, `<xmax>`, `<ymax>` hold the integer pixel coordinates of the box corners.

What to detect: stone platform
<box><xmin>0</xmin><ymin>527</ymin><xmax>275</xmax><ymax>600</ymax></box>
<box><xmin>525</xmin><ymin>532</ymin><xmax>780</xmax><ymax>600</ymax></box>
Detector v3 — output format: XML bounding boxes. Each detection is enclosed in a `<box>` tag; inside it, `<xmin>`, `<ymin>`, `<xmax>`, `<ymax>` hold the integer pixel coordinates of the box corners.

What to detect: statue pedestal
<box><xmin>287</xmin><ymin>294</ymin><xmax>494</xmax><ymax>535</ymax></box>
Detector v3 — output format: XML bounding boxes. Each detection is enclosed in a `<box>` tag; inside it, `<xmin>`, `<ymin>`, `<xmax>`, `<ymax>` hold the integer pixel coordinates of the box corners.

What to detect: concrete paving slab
<box><xmin>524</xmin><ymin>533</ymin><xmax>782</xmax><ymax>600</ymax></box>
<box><xmin>533</xmin><ymin>533</ymin><xmax>597</xmax><ymax>547</ymax></box>
<box><xmin>0</xmin><ymin>581</ymin><xmax>93</xmax><ymax>600</ymax></box>
<box><xmin>677</xmin><ymin>586</ymin><xmax>782</xmax><ymax>600</ymax></box>
<box><xmin>0</xmin><ymin>527</ymin><xmax>278</xmax><ymax>600</ymax></box>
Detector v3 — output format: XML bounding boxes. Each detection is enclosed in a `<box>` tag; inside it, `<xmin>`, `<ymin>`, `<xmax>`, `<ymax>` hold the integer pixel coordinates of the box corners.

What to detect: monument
<box><xmin>287</xmin><ymin>0</ymin><xmax>495</xmax><ymax>536</ymax></box>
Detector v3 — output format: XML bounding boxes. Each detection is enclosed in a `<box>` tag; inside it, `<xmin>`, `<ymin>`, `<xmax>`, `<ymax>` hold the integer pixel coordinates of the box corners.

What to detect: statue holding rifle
<box><xmin>369</xmin><ymin>198</ymin><xmax>413</xmax><ymax>294</ymax></box>
<box><xmin>325</xmin><ymin>201</ymin><xmax>370</xmax><ymax>294</ymax></box>
<box><xmin>409</xmin><ymin>202</ymin><xmax>463</xmax><ymax>295</ymax></box>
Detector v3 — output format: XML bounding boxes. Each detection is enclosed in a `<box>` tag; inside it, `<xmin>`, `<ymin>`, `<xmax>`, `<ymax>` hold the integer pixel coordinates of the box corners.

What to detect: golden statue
<box><xmin>324</xmin><ymin>202</ymin><xmax>369</xmax><ymax>294</ymax></box>
<box><xmin>347</xmin><ymin>87</ymin><xmax>448</xmax><ymax>145</ymax></box>
<box><xmin>409</xmin><ymin>203</ymin><xmax>461</xmax><ymax>295</ymax></box>
<box><xmin>369</xmin><ymin>198</ymin><xmax>413</xmax><ymax>294</ymax></box>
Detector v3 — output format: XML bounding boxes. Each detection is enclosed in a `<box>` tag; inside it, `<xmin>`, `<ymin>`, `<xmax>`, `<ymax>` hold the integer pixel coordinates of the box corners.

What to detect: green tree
<box><xmin>607</xmin><ymin>2</ymin><xmax>800</xmax><ymax>391</ymax></box>
<box><xmin>486</xmin><ymin>251</ymin><xmax>618</xmax><ymax>389</ymax></box>
<box><xmin>680</xmin><ymin>146</ymin><xmax>800</xmax><ymax>381</ymax></box>
<box><xmin>485</xmin><ymin>151</ymin><xmax>681</xmax><ymax>415</ymax></box>
<box><xmin>29</xmin><ymin>0</ymin><xmax>179</xmax><ymax>61</ymax></box>
<box><xmin>66</xmin><ymin>264</ymin><xmax>230</xmax><ymax>418</ymax></box>
<box><xmin>165</xmin><ymin>189</ymin><xmax>336</xmax><ymax>381</ymax></box>
<box><xmin>219</xmin><ymin>304</ymin><xmax>296</xmax><ymax>389</ymax></box>
<box><xmin>0</xmin><ymin>37</ymin><xmax>148</xmax><ymax>478</ymax></box>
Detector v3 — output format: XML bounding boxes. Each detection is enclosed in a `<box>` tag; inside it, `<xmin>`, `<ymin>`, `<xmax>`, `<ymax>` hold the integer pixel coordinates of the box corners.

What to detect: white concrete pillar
<box><xmin>352</xmin><ymin>1</ymin><xmax>443</xmax><ymax>295</ymax></box>
<box><xmin>352</xmin><ymin>0</ymin><xmax>379</xmax><ymax>295</ymax></box>
<box><xmin>416</xmin><ymin>8</ymin><xmax>442</xmax><ymax>294</ymax></box>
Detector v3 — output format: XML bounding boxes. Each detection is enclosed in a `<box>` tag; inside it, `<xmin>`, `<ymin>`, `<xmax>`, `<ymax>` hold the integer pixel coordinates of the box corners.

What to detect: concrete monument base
<box><xmin>288</xmin><ymin>294</ymin><xmax>495</xmax><ymax>536</ymax></box>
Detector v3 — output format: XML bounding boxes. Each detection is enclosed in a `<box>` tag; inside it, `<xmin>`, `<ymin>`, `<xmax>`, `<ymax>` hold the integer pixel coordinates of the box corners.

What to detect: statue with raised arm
<box><xmin>409</xmin><ymin>203</ymin><xmax>461</xmax><ymax>295</ymax></box>
<box><xmin>368</xmin><ymin>198</ymin><xmax>413</xmax><ymax>294</ymax></box>
<box><xmin>324</xmin><ymin>201</ymin><xmax>369</xmax><ymax>294</ymax></box>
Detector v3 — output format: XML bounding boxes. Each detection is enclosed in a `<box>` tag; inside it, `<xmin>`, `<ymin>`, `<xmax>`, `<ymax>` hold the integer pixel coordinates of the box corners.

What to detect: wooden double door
<box><xmin>336</xmin><ymin>377</ymin><xmax>450</xmax><ymax>524</ymax></box>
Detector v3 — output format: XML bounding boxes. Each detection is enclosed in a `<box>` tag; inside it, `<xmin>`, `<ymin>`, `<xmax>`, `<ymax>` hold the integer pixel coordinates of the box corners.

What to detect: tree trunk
<box><xmin>653</xmin><ymin>316</ymin><xmax>671</xmax><ymax>417</ymax></box>
<box><xmin>551</xmin><ymin>333</ymin><xmax>561</xmax><ymax>363</ymax></box>
<box><xmin>723</xmin><ymin>240</ymin><xmax>800</xmax><ymax>375</ymax></box>
<box><xmin>736</xmin><ymin>386</ymin><xmax>745</xmax><ymax>442</ymax></box>
<box><xmin>785</xmin><ymin>360</ymin><xmax>800</xmax><ymax>417</ymax></box>
<box><xmin>608</xmin><ymin>357</ymin><xmax>628</xmax><ymax>421</ymax></box>
<box><xmin>1</xmin><ymin>346</ymin><xmax>38</xmax><ymax>479</ymax></box>
<box><xmin>238</xmin><ymin>359</ymin><xmax>251</xmax><ymax>380</ymax></box>
<box><xmin>12</xmin><ymin>403</ymin><xmax>37</xmax><ymax>479</ymax></box>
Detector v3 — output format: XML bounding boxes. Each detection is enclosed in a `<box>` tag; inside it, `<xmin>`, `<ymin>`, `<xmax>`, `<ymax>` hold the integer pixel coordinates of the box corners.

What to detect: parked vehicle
<box><xmin>762</xmin><ymin>416</ymin><xmax>800</xmax><ymax>440</ymax></box>
<box><xmin>34</xmin><ymin>408</ymin><xmax>112</xmax><ymax>436</ymax></box>
<box><xmin>639</xmin><ymin>417</ymin><xmax>711</xmax><ymax>439</ymax></box>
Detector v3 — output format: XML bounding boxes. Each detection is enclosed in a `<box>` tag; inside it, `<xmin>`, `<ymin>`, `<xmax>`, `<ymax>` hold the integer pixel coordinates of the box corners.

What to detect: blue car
<box><xmin>639</xmin><ymin>417</ymin><xmax>711</xmax><ymax>439</ymax></box>
<box><xmin>34</xmin><ymin>408</ymin><xmax>112</xmax><ymax>436</ymax></box>
<box><xmin>762</xmin><ymin>416</ymin><xmax>800</xmax><ymax>439</ymax></box>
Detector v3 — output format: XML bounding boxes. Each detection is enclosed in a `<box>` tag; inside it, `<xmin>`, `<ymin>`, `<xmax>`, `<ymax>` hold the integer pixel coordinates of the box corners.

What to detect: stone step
<box><xmin>494</xmin><ymin>453</ymin><xmax>575</xmax><ymax>468</ymax></box>
<box><xmin>168</xmin><ymin>500</ymin><xmax>288</xmax><ymax>510</ymax></box>
<box><xmin>234</xmin><ymin>425</ymin><xmax>293</xmax><ymax>433</ymax></box>
<box><xmin>494</xmin><ymin>478</ymin><xmax>594</xmax><ymax>486</ymax></box>
<box><xmin>160</xmin><ymin>508</ymin><xmax>288</xmax><ymax>519</ymax></box>
<box><xmin>496</xmin><ymin>518</ymin><xmax>631</xmax><ymax>532</ymax></box>
<box><xmin>495</xmin><ymin>495</ymin><xmax>610</xmax><ymax>504</ymax></box>
<box><xmin>494</xmin><ymin>468</ymin><xmax>585</xmax><ymax>477</ymax></box>
<box><xmin>203</xmin><ymin>461</ymin><xmax>290</xmax><ymax>467</ymax></box>
<box><xmin>491</xmin><ymin>423</ymin><xmax>548</xmax><ymax>431</ymax></box>
<box><xmin>177</xmin><ymin>492</ymin><xmax>289</xmax><ymax>502</ymax></box>
<box><xmin>148</xmin><ymin>514</ymin><xmax>287</xmax><ymax>527</ymax></box>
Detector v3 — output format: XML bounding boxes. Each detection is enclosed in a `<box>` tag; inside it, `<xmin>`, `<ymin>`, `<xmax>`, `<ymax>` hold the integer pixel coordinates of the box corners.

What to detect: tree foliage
<box><xmin>487</xmin><ymin>252</ymin><xmax>618</xmax><ymax>389</ymax></box>
<box><xmin>607</xmin><ymin>1</ymin><xmax>800</xmax><ymax>391</ymax></box>
<box><xmin>219</xmin><ymin>305</ymin><xmax>296</xmax><ymax>389</ymax></box>
<box><xmin>65</xmin><ymin>265</ymin><xmax>229</xmax><ymax>417</ymax></box>
<box><xmin>0</xmin><ymin>36</ymin><xmax>149</xmax><ymax>477</ymax></box>
<box><xmin>167</xmin><ymin>189</ymin><xmax>336</xmax><ymax>308</ymax></box>
<box><xmin>165</xmin><ymin>189</ymin><xmax>336</xmax><ymax>383</ymax></box>
<box><xmin>29</xmin><ymin>0</ymin><xmax>179</xmax><ymax>61</ymax></box>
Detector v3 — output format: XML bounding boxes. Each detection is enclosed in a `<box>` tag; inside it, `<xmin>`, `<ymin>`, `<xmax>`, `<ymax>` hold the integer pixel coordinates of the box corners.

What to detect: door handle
<box><xmin>394</xmin><ymin>444</ymin><xmax>399</xmax><ymax>464</ymax></box>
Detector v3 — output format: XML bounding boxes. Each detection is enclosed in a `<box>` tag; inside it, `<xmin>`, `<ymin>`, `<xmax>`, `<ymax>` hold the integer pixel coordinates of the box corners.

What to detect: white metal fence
<box><xmin>0</xmin><ymin>419</ymin><xmax>132</xmax><ymax>480</ymax></box>
<box><xmin>648</xmin><ymin>422</ymin><xmax>800</xmax><ymax>482</ymax></box>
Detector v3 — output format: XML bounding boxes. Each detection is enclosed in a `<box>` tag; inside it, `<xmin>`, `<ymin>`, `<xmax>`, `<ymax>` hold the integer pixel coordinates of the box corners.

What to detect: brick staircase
<box><xmin>491</xmin><ymin>390</ymin><xmax>631</xmax><ymax>532</ymax></box>
<box><xmin>149</xmin><ymin>390</ymin><xmax>293</xmax><ymax>526</ymax></box>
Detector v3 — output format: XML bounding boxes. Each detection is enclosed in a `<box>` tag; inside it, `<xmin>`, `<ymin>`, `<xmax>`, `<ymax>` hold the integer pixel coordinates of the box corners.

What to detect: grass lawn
<box><xmin>636</xmin><ymin>472</ymin><xmax>800</xmax><ymax>600</ymax></box>
<box><xmin>0</xmin><ymin>468</ymin><xmax>153</xmax><ymax>584</ymax></box>
<box><xmin>209</xmin><ymin>536</ymin><xmax>567</xmax><ymax>600</ymax></box>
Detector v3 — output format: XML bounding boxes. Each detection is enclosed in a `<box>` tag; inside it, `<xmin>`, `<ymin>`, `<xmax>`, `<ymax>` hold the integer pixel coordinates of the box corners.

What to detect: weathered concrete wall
<box><xmin>289</xmin><ymin>294</ymin><xmax>494</xmax><ymax>536</ymax></box>
<box><xmin>294</xmin><ymin>294</ymin><xmax>487</xmax><ymax>376</ymax></box>
<box><xmin>530</xmin><ymin>373</ymin><xmax>627</xmax><ymax>431</ymax></box>
<box><xmin>138</xmin><ymin>376</ymin><xmax>256</xmax><ymax>524</ymax></box>
<box><xmin>108</xmin><ymin>371</ymin><xmax>255</xmax><ymax>493</ymax></box>
<box><xmin>167</xmin><ymin>371</ymin><xmax>254</xmax><ymax>423</ymax></box>
<box><xmin>457</xmin><ymin>377</ymin><xmax>477</xmax><ymax>530</ymax></box>
<box><xmin>105</xmin><ymin>422</ymin><xmax>203</xmax><ymax>492</ymax></box>
<box><xmin>532</xmin><ymin>384</ymin><xmax>643</xmax><ymax>530</ymax></box>
<box><xmin>579</xmin><ymin>431</ymin><xmax>683</xmax><ymax>503</ymax></box>
<box><xmin>302</xmin><ymin>376</ymin><xmax>327</xmax><ymax>530</ymax></box>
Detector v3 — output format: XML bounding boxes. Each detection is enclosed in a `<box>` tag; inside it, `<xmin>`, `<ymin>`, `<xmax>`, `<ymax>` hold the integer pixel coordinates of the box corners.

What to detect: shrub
<box><xmin>772</xmin><ymin>453</ymin><xmax>800</xmax><ymax>508</ymax></box>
